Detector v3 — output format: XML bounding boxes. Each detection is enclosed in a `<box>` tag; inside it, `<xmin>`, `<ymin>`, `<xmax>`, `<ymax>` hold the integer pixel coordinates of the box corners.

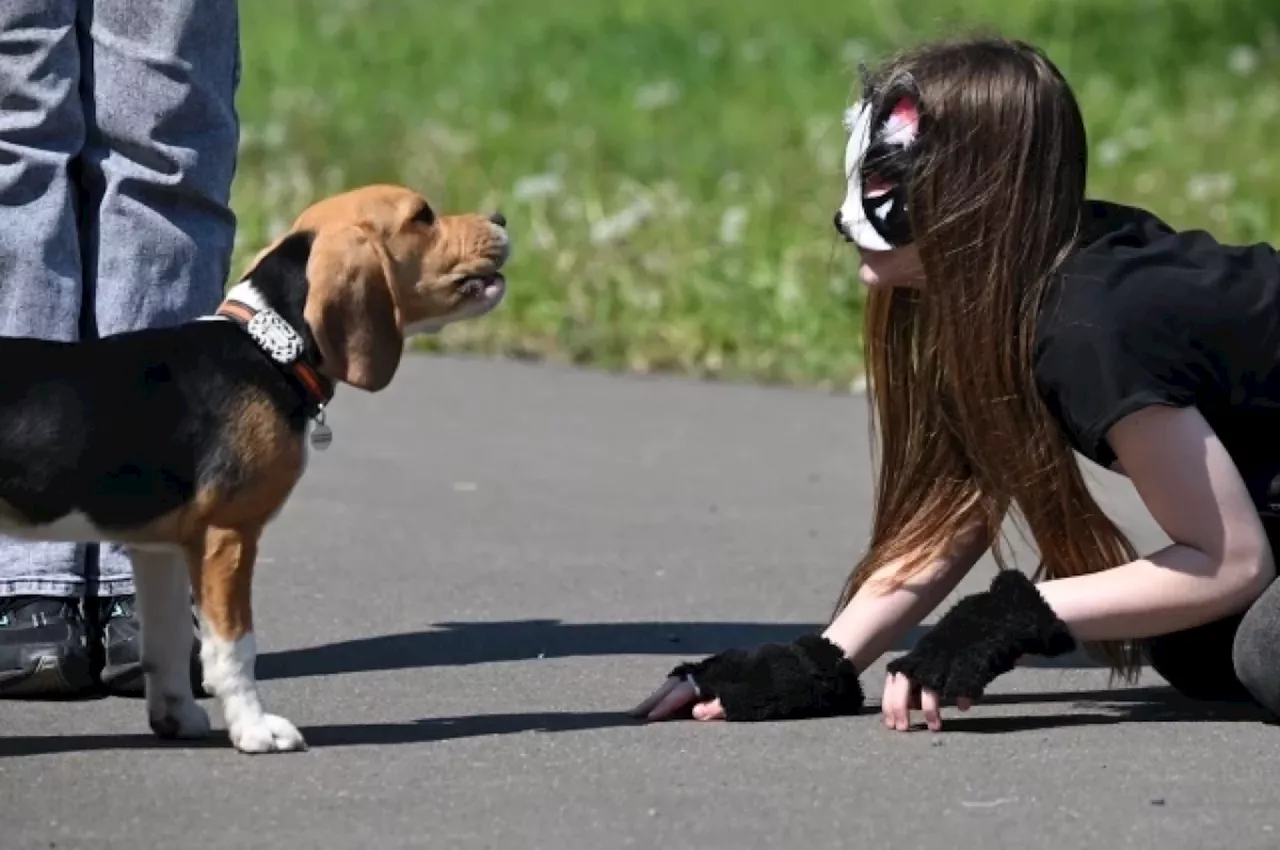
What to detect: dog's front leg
<box><xmin>130</xmin><ymin>547</ymin><xmax>211</xmax><ymax>740</ymax></box>
<box><xmin>192</xmin><ymin>526</ymin><xmax>306</xmax><ymax>754</ymax></box>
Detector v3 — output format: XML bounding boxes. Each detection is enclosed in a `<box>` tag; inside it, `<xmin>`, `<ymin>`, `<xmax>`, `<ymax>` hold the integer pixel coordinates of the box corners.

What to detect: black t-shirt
<box><xmin>1034</xmin><ymin>199</ymin><xmax>1280</xmax><ymax>513</ymax></box>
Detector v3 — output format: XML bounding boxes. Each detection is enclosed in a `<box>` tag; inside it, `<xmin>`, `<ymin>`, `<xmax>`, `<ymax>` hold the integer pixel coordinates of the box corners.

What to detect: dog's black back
<box><xmin>0</xmin><ymin>233</ymin><xmax>318</xmax><ymax>533</ymax></box>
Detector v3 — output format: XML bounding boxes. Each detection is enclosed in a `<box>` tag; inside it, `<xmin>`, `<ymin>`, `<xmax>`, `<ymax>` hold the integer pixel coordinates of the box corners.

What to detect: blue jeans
<box><xmin>0</xmin><ymin>0</ymin><xmax>241</xmax><ymax>598</ymax></box>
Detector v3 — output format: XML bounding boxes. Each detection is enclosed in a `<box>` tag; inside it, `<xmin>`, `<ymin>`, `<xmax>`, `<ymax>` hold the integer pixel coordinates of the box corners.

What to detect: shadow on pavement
<box><xmin>255</xmin><ymin>619</ymin><xmax>1102</xmax><ymax>681</ymax></box>
<box><xmin>905</xmin><ymin>686</ymin><xmax>1279</xmax><ymax>732</ymax></box>
<box><xmin>0</xmin><ymin>711</ymin><xmax>636</xmax><ymax>757</ymax></box>
<box><xmin>2</xmin><ymin>688</ymin><xmax>1271</xmax><ymax>757</ymax></box>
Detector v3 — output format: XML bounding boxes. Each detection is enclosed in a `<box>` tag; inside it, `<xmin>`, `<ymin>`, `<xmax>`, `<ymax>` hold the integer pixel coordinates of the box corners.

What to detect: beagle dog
<box><xmin>0</xmin><ymin>184</ymin><xmax>510</xmax><ymax>753</ymax></box>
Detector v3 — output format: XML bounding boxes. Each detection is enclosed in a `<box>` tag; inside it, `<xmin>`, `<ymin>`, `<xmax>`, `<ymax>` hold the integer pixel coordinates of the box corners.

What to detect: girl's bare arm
<box><xmin>1038</xmin><ymin>403</ymin><xmax>1275</xmax><ymax>640</ymax></box>
<box><xmin>824</xmin><ymin>520</ymin><xmax>991</xmax><ymax>671</ymax></box>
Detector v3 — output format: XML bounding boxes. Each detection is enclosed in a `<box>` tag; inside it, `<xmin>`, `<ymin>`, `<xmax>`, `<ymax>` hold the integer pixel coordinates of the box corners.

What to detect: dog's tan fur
<box><xmin>192</xmin><ymin>184</ymin><xmax>510</xmax><ymax>656</ymax></box>
<box><xmin>0</xmin><ymin>184</ymin><xmax>509</xmax><ymax>752</ymax></box>
<box><xmin>248</xmin><ymin>184</ymin><xmax>509</xmax><ymax>392</ymax></box>
<box><xmin>196</xmin><ymin>184</ymin><xmax>508</xmax><ymax>751</ymax></box>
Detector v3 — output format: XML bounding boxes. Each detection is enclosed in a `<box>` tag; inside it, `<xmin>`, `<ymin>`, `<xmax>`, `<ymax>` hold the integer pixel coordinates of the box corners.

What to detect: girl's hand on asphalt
<box><xmin>880</xmin><ymin>670</ymin><xmax>973</xmax><ymax>732</ymax></box>
<box><xmin>630</xmin><ymin>676</ymin><xmax>725</xmax><ymax>722</ymax></box>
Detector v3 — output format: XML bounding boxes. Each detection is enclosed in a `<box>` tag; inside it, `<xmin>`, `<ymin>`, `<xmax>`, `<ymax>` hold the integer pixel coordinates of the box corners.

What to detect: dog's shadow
<box><xmin>0</xmin><ymin>710</ymin><xmax>635</xmax><ymax>757</ymax></box>
<box><xmin>254</xmin><ymin>619</ymin><xmax>1102</xmax><ymax>681</ymax></box>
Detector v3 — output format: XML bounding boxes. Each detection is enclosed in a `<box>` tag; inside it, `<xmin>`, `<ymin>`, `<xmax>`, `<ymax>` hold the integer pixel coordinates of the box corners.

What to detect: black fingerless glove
<box><xmin>668</xmin><ymin>634</ymin><xmax>865</xmax><ymax>721</ymax></box>
<box><xmin>885</xmin><ymin>569</ymin><xmax>1076</xmax><ymax>700</ymax></box>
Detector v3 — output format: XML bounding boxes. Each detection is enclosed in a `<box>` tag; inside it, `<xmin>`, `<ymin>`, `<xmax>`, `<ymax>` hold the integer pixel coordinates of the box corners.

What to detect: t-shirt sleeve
<box><xmin>1034</xmin><ymin>301</ymin><xmax>1200</xmax><ymax>469</ymax></box>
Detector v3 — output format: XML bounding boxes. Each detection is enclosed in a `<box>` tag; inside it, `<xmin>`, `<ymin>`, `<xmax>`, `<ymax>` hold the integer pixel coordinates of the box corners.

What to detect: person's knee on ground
<box><xmin>1232</xmin><ymin>579</ymin><xmax>1280</xmax><ymax>716</ymax></box>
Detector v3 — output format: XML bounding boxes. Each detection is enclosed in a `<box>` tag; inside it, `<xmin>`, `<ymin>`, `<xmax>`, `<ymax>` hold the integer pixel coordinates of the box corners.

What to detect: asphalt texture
<box><xmin>1</xmin><ymin>354</ymin><xmax>1277</xmax><ymax>850</ymax></box>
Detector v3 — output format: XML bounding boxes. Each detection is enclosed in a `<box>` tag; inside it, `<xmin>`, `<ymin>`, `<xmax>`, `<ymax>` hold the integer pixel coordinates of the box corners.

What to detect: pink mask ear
<box><xmin>880</xmin><ymin>97</ymin><xmax>920</xmax><ymax>148</ymax></box>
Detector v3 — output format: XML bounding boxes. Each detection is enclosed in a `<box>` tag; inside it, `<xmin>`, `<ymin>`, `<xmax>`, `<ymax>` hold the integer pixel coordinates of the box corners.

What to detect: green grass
<box><xmin>232</xmin><ymin>0</ymin><xmax>1280</xmax><ymax>390</ymax></box>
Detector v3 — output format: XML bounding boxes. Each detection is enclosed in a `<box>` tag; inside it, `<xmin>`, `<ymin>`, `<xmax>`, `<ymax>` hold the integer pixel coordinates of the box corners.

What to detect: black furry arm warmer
<box><xmin>668</xmin><ymin>635</ymin><xmax>865</xmax><ymax>721</ymax></box>
<box><xmin>885</xmin><ymin>569</ymin><xmax>1076</xmax><ymax>700</ymax></box>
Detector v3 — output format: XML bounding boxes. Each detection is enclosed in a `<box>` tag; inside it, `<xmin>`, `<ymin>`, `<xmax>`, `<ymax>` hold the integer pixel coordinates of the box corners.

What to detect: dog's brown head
<box><xmin>241</xmin><ymin>184</ymin><xmax>510</xmax><ymax>392</ymax></box>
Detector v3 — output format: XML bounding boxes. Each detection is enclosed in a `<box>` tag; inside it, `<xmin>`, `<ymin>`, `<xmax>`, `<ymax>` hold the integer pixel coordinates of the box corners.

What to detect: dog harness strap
<box><xmin>215</xmin><ymin>299</ymin><xmax>335</xmax><ymax>413</ymax></box>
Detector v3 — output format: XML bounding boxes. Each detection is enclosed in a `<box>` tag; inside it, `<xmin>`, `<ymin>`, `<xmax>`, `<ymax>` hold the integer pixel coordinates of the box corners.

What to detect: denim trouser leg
<box><xmin>0</xmin><ymin>0</ymin><xmax>241</xmax><ymax>598</ymax></box>
<box><xmin>0</xmin><ymin>0</ymin><xmax>90</xmax><ymax>598</ymax></box>
<box><xmin>80</xmin><ymin>0</ymin><xmax>241</xmax><ymax>595</ymax></box>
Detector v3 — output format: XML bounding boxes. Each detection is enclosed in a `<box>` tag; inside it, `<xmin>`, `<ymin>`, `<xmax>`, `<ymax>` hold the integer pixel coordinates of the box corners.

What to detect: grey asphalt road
<box><xmin>2</xmin><ymin>354</ymin><xmax>1277</xmax><ymax>850</ymax></box>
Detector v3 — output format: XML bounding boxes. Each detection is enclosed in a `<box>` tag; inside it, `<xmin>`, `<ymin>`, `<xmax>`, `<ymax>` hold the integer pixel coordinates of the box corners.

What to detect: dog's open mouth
<box><xmin>458</xmin><ymin>274</ymin><xmax>504</xmax><ymax>300</ymax></box>
<box><xmin>457</xmin><ymin>273</ymin><xmax>506</xmax><ymax>316</ymax></box>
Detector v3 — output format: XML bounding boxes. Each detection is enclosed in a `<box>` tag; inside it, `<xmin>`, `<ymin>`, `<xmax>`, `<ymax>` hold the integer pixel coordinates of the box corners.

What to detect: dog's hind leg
<box><xmin>192</xmin><ymin>525</ymin><xmax>306</xmax><ymax>754</ymax></box>
<box><xmin>130</xmin><ymin>547</ymin><xmax>211</xmax><ymax>740</ymax></box>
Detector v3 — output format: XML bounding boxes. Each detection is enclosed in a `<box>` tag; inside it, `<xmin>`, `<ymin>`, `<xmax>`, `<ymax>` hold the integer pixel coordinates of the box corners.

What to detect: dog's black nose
<box><xmin>832</xmin><ymin>210</ymin><xmax>844</xmax><ymax>234</ymax></box>
<box><xmin>489</xmin><ymin>211</ymin><xmax>507</xmax><ymax>228</ymax></box>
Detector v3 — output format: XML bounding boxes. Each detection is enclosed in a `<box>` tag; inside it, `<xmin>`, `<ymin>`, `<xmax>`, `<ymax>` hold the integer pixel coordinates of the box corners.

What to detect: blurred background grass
<box><xmin>231</xmin><ymin>0</ymin><xmax>1280</xmax><ymax>391</ymax></box>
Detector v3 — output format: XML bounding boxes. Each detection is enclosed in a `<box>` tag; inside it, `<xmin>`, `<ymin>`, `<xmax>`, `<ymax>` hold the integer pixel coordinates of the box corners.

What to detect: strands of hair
<box><xmin>834</xmin><ymin>34</ymin><xmax>1144</xmax><ymax>679</ymax></box>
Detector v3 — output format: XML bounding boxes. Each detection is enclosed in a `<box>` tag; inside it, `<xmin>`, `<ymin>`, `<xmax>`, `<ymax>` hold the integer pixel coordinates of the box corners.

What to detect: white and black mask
<box><xmin>836</xmin><ymin>71</ymin><xmax>922</xmax><ymax>251</ymax></box>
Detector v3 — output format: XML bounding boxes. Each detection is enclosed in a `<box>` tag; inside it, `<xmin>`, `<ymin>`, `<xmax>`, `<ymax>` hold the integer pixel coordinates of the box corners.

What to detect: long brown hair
<box><xmin>835</xmin><ymin>35</ymin><xmax>1143</xmax><ymax>677</ymax></box>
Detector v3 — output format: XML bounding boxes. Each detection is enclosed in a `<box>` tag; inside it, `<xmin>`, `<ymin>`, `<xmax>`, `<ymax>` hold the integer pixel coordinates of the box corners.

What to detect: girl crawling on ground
<box><xmin>632</xmin><ymin>34</ymin><xmax>1280</xmax><ymax>731</ymax></box>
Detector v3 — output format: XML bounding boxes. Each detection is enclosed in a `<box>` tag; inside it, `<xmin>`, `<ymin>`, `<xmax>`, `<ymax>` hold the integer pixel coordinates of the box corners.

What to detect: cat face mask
<box><xmin>835</xmin><ymin>69</ymin><xmax>922</xmax><ymax>251</ymax></box>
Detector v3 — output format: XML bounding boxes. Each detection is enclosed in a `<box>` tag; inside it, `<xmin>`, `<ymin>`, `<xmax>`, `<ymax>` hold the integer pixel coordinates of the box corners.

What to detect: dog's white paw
<box><xmin>230</xmin><ymin>713</ymin><xmax>308</xmax><ymax>754</ymax></box>
<box><xmin>148</xmin><ymin>696</ymin><xmax>212</xmax><ymax>740</ymax></box>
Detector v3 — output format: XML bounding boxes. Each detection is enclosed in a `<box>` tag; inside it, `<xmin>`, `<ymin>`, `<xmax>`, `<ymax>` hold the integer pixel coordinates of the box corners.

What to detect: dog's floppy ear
<box><xmin>303</xmin><ymin>224</ymin><xmax>404</xmax><ymax>392</ymax></box>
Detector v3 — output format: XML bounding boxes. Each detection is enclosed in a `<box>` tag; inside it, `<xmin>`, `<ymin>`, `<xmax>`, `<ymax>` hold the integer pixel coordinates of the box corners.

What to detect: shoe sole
<box><xmin>0</xmin><ymin>650</ymin><xmax>95</xmax><ymax>698</ymax></box>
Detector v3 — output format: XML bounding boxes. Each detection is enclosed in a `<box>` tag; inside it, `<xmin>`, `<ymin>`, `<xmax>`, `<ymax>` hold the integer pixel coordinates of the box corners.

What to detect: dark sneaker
<box><xmin>0</xmin><ymin>596</ymin><xmax>95</xmax><ymax>697</ymax></box>
<box><xmin>97</xmin><ymin>595</ymin><xmax>142</xmax><ymax>694</ymax></box>
<box><xmin>96</xmin><ymin>595</ymin><xmax>205</xmax><ymax>697</ymax></box>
